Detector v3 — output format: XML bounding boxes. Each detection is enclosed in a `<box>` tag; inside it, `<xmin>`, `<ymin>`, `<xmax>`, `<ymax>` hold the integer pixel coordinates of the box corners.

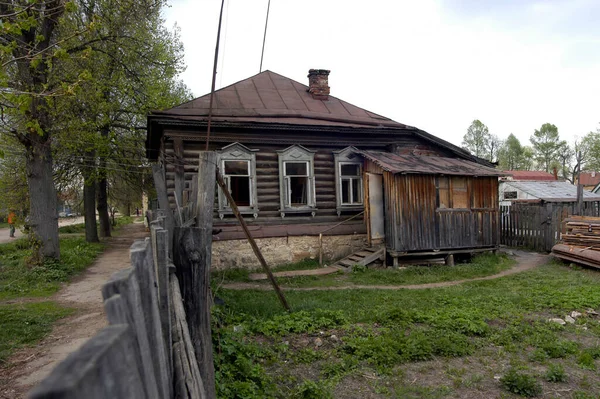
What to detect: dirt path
<box><xmin>222</xmin><ymin>250</ymin><xmax>549</xmax><ymax>291</ymax></box>
<box><xmin>0</xmin><ymin>217</ymin><xmax>85</xmax><ymax>245</ymax></box>
<box><xmin>0</xmin><ymin>223</ymin><xmax>147</xmax><ymax>399</ymax></box>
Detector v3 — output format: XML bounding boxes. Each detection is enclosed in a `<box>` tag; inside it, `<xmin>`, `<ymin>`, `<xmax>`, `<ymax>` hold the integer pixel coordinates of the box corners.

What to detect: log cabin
<box><xmin>146</xmin><ymin>69</ymin><xmax>503</xmax><ymax>268</ymax></box>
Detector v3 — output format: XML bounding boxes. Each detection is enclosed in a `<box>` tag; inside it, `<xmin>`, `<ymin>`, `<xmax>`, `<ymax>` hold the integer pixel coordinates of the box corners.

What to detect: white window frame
<box><xmin>216</xmin><ymin>143</ymin><xmax>258</xmax><ymax>219</ymax></box>
<box><xmin>334</xmin><ymin>146</ymin><xmax>364</xmax><ymax>216</ymax></box>
<box><xmin>277</xmin><ymin>145</ymin><xmax>316</xmax><ymax>217</ymax></box>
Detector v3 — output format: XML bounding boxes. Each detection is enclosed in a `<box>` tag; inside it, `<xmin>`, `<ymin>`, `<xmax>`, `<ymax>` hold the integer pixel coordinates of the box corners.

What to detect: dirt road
<box><xmin>222</xmin><ymin>250</ymin><xmax>549</xmax><ymax>291</ymax></box>
<box><xmin>0</xmin><ymin>222</ymin><xmax>147</xmax><ymax>399</ymax></box>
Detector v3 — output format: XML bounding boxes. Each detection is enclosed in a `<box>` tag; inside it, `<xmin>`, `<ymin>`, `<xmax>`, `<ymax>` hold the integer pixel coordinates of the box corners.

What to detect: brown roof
<box><xmin>355</xmin><ymin>150</ymin><xmax>504</xmax><ymax>176</ymax></box>
<box><xmin>579</xmin><ymin>172</ymin><xmax>600</xmax><ymax>186</ymax></box>
<box><xmin>505</xmin><ymin>170</ymin><xmax>556</xmax><ymax>181</ymax></box>
<box><xmin>152</xmin><ymin>70</ymin><xmax>408</xmax><ymax>129</ymax></box>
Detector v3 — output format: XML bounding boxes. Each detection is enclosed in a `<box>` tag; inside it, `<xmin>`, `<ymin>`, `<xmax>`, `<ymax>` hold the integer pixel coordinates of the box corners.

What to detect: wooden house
<box><xmin>146</xmin><ymin>69</ymin><xmax>503</xmax><ymax>268</ymax></box>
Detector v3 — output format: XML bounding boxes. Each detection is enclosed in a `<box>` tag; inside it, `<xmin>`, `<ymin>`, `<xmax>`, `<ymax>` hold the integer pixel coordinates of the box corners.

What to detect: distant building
<box><xmin>499</xmin><ymin>180</ymin><xmax>600</xmax><ymax>206</ymax></box>
<box><xmin>576</xmin><ymin>172</ymin><xmax>600</xmax><ymax>191</ymax></box>
<box><xmin>502</xmin><ymin>170</ymin><xmax>557</xmax><ymax>181</ymax></box>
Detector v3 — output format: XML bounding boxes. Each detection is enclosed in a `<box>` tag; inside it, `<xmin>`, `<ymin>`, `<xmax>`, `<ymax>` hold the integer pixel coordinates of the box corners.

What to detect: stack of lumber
<box><xmin>552</xmin><ymin>216</ymin><xmax>600</xmax><ymax>269</ymax></box>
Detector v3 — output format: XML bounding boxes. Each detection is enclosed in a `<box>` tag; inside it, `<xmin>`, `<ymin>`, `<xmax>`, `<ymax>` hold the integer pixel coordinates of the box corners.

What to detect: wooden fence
<box><xmin>30</xmin><ymin>154</ymin><xmax>217</xmax><ymax>399</ymax></box>
<box><xmin>500</xmin><ymin>201</ymin><xmax>600</xmax><ymax>252</ymax></box>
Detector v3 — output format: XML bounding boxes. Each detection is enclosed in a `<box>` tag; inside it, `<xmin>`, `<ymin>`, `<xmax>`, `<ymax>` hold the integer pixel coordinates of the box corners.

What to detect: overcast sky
<box><xmin>163</xmin><ymin>0</ymin><xmax>600</xmax><ymax>148</ymax></box>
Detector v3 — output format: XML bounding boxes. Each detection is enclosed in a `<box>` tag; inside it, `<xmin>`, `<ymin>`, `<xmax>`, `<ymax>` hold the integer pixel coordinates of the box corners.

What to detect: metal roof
<box><xmin>151</xmin><ymin>70</ymin><xmax>407</xmax><ymax>129</ymax></box>
<box><xmin>354</xmin><ymin>150</ymin><xmax>504</xmax><ymax>176</ymax></box>
<box><xmin>505</xmin><ymin>170</ymin><xmax>556</xmax><ymax>181</ymax></box>
<box><xmin>502</xmin><ymin>180</ymin><xmax>600</xmax><ymax>202</ymax></box>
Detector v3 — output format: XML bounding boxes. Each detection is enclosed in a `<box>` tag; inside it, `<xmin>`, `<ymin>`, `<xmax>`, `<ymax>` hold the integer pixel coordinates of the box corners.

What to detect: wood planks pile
<box><xmin>552</xmin><ymin>216</ymin><xmax>600</xmax><ymax>269</ymax></box>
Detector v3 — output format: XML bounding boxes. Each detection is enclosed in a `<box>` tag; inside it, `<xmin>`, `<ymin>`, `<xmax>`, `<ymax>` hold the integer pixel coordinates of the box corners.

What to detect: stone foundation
<box><xmin>211</xmin><ymin>234</ymin><xmax>367</xmax><ymax>270</ymax></box>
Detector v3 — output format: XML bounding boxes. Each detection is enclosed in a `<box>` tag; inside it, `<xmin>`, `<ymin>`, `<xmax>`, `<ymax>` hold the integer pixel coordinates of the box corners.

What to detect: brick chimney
<box><xmin>307</xmin><ymin>69</ymin><xmax>330</xmax><ymax>100</ymax></box>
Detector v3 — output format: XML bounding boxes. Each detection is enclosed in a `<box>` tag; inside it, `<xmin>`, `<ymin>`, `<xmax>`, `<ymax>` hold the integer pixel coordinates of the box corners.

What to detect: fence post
<box><xmin>173</xmin><ymin>150</ymin><xmax>217</xmax><ymax>397</ymax></box>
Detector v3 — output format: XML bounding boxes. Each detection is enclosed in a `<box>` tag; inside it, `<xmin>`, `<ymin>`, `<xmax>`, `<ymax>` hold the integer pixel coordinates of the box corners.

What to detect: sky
<box><xmin>163</xmin><ymin>0</ymin><xmax>600</xmax><ymax>148</ymax></box>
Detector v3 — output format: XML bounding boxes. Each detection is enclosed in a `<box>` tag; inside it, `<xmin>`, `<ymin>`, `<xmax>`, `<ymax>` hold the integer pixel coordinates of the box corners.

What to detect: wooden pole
<box><xmin>215</xmin><ymin>169</ymin><xmax>290</xmax><ymax>311</ymax></box>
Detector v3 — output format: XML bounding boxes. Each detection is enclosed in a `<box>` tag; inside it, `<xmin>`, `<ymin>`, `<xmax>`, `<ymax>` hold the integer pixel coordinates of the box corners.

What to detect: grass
<box><xmin>212</xmin><ymin>260</ymin><xmax>600</xmax><ymax>398</ymax></box>
<box><xmin>0</xmin><ymin>302</ymin><xmax>73</xmax><ymax>363</ymax></box>
<box><xmin>0</xmin><ymin>237</ymin><xmax>104</xmax><ymax>300</ymax></box>
<box><xmin>212</xmin><ymin>253</ymin><xmax>515</xmax><ymax>288</ymax></box>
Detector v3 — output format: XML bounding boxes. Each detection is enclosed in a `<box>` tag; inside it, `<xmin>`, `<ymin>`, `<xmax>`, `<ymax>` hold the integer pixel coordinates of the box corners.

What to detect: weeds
<box><xmin>500</xmin><ymin>368</ymin><xmax>542</xmax><ymax>397</ymax></box>
<box><xmin>544</xmin><ymin>363</ymin><xmax>567</xmax><ymax>382</ymax></box>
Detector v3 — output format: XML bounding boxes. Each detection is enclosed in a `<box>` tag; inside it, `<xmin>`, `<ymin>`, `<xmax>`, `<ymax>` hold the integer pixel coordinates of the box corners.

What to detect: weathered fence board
<box><xmin>501</xmin><ymin>201</ymin><xmax>600</xmax><ymax>252</ymax></box>
<box><xmin>170</xmin><ymin>273</ymin><xmax>207</xmax><ymax>399</ymax></box>
<box><xmin>173</xmin><ymin>227</ymin><xmax>216</xmax><ymax>398</ymax></box>
<box><xmin>29</xmin><ymin>325</ymin><xmax>146</xmax><ymax>399</ymax></box>
<box><xmin>101</xmin><ymin>268</ymin><xmax>160</xmax><ymax>398</ymax></box>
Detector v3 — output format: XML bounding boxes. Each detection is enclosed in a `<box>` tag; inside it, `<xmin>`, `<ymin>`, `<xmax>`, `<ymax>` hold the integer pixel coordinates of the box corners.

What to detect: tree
<box><xmin>462</xmin><ymin>120</ymin><xmax>491</xmax><ymax>159</ymax></box>
<box><xmin>497</xmin><ymin>134</ymin><xmax>523</xmax><ymax>170</ymax></box>
<box><xmin>530</xmin><ymin>123</ymin><xmax>561</xmax><ymax>173</ymax></box>
<box><xmin>0</xmin><ymin>1</ymin><xmax>189</xmax><ymax>255</ymax></box>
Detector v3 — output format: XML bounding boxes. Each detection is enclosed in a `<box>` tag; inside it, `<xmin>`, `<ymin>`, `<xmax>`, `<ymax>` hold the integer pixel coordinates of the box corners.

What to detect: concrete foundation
<box><xmin>211</xmin><ymin>234</ymin><xmax>367</xmax><ymax>270</ymax></box>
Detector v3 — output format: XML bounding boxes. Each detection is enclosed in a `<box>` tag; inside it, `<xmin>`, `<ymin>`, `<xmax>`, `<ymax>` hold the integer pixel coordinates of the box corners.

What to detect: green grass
<box><xmin>214</xmin><ymin>253</ymin><xmax>515</xmax><ymax>288</ymax></box>
<box><xmin>0</xmin><ymin>302</ymin><xmax>73</xmax><ymax>363</ymax></box>
<box><xmin>0</xmin><ymin>237</ymin><xmax>104</xmax><ymax>300</ymax></box>
<box><xmin>212</xmin><ymin>260</ymin><xmax>600</xmax><ymax>398</ymax></box>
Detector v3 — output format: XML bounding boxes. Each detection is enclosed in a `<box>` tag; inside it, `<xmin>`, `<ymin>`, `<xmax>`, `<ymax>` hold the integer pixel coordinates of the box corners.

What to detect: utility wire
<box><xmin>205</xmin><ymin>0</ymin><xmax>226</xmax><ymax>151</ymax></box>
<box><xmin>259</xmin><ymin>0</ymin><xmax>271</xmax><ymax>73</ymax></box>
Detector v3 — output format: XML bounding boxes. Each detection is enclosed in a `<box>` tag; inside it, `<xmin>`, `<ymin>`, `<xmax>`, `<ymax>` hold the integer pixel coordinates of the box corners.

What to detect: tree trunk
<box><xmin>97</xmin><ymin>171</ymin><xmax>111</xmax><ymax>237</ymax></box>
<box><xmin>82</xmin><ymin>151</ymin><xmax>99</xmax><ymax>243</ymax></box>
<box><xmin>97</xmin><ymin>124</ymin><xmax>111</xmax><ymax>237</ymax></box>
<box><xmin>25</xmin><ymin>140</ymin><xmax>60</xmax><ymax>260</ymax></box>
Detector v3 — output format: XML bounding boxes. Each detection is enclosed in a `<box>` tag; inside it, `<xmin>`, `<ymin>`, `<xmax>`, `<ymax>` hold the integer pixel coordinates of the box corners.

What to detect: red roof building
<box><xmin>504</xmin><ymin>170</ymin><xmax>557</xmax><ymax>181</ymax></box>
<box><xmin>577</xmin><ymin>172</ymin><xmax>600</xmax><ymax>188</ymax></box>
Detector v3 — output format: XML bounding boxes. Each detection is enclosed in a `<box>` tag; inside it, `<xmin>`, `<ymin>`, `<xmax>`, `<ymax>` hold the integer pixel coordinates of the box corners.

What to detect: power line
<box><xmin>259</xmin><ymin>0</ymin><xmax>271</xmax><ymax>73</ymax></box>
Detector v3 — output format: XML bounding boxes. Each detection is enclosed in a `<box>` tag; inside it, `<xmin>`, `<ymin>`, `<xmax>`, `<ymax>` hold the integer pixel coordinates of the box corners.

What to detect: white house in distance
<box><xmin>499</xmin><ymin>180</ymin><xmax>600</xmax><ymax>206</ymax></box>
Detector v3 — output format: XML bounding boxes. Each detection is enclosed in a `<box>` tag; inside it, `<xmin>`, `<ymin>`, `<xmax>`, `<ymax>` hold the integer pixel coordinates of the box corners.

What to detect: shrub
<box><xmin>544</xmin><ymin>363</ymin><xmax>567</xmax><ymax>383</ymax></box>
<box><xmin>577</xmin><ymin>352</ymin><xmax>596</xmax><ymax>370</ymax></box>
<box><xmin>293</xmin><ymin>380</ymin><xmax>332</xmax><ymax>399</ymax></box>
<box><xmin>500</xmin><ymin>368</ymin><xmax>542</xmax><ymax>397</ymax></box>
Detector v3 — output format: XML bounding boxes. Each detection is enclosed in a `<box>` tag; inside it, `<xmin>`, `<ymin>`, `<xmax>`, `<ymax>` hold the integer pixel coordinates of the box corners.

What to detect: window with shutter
<box><xmin>216</xmin><ymin>143</ymin><xmax>259</xmax><ymax>219</ymax></box>
<box><xmin>277</xmin><ymin>145</ymin><xmax>317</xmax><ymax>217</ymax></box>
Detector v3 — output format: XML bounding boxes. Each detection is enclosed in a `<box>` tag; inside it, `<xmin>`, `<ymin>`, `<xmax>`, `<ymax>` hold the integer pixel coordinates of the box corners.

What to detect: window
<box><xmin>334</xmin><ymin>147</ymin><xmax>363</xmax><ymax>215</ymax></box>
<box><xmin>504</xmin><ymin>191</ymin><xmax>517</xmax><ymax>199</ymax></box>
<box><xmin>437</xmin><ymin>176</ymin><xmax>470</xmax><ymax>209</ymax></box>
<box><xmin>277</xmin><ymin>145</ymin><xmax>316</xmax><ymax>217</ymax></box>
<box><xmin>217</xmin><ymin>143</ymin><xmax>258</xmax><ymax>218</ymax></box>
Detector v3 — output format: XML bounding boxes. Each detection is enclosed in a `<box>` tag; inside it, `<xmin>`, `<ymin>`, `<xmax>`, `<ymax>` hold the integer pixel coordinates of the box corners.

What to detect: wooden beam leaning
<box><xmin>215</xmin><ymin>169</ymin><xmax>290</xmax><ymax>312</ymax></box>
<box><xmin>170</xmin><ymin>272</ymin><xmax>207</xmax><ymax>399</ymax></box>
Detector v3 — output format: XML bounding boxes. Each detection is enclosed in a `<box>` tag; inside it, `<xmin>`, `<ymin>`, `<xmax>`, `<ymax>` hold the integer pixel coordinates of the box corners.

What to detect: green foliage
<box><xmin>0</xmin><ymin>237</ymin><xmax>104</xmax><ymax>300</ymax></box>
<box><xmin>254</xmin><ymin>310</ymin><xmax>348</xmax><ymax>337</ymax></box>
<box><xmin>530</xmin><ymin>123</ymin><xmax>562</xmax><ymax>172</ymax></box>
<box><xmin>498</xmin><ymin>133</ymin><xmax>534</xmax><ymax>171</ymax></box>
<box><xmin>292</xmin><ymin>380</ymin><xmax>332</xmax><ymax>399</ymax></box>
<box><xmin>500</xmin><ymin>368</ymin><xmax>542</xmax><ymax>397</ymax></box>
<box><xmin>351</xmin><ymin>263</ymin><xmax>366</xmax><ymax>273</ymax></box>
<box><xmin>577</xmin><ymin>351</ymin><xmax>597</xmax><ymax>370</ymax></box>
<box><xmin>544</xmin><ymin>363</ymin><xmax>567</xmax><ymax>383</ymax></box>
<box><xmin>462</xmin><ymin>119</ymin><xmax>491</xmax><ymax>159</ymax></box>
<box><xmin>0</xmin><ymin>302</ymin><xmax>72</xmax><ymax>362</ymax></box>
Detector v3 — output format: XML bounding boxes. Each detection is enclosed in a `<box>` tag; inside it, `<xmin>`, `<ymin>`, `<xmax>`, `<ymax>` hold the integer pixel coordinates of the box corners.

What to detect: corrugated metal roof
<box><xmin>503</xmin><ymin>180</ymin><xmax>600</xmax><ymax>202</ymax></box>
<box><xmin>354</xmin><ymin>150</ymin><xmax>504</xmax><ymax>176</ymax></box>
<box><xmin>505</xmin><ymin>170</ymin><xmax>556</xmax><ymax>181</ymax></box>
<box><xmin>579</xmin><ymin>172</ymin><xmax>600</xmax><ymax>186</ymax></box>
<box><xmin>151</xmin><ymin>70</ymin><xmax>407</xmax><ymax>129</ymax></box>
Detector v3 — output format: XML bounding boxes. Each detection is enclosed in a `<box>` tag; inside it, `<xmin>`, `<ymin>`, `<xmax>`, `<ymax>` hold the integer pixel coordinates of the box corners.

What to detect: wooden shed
<box><xmin>353</xmin><ymin>150</ymin><xmax>504</xmax><ymax>266</ymax></box>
